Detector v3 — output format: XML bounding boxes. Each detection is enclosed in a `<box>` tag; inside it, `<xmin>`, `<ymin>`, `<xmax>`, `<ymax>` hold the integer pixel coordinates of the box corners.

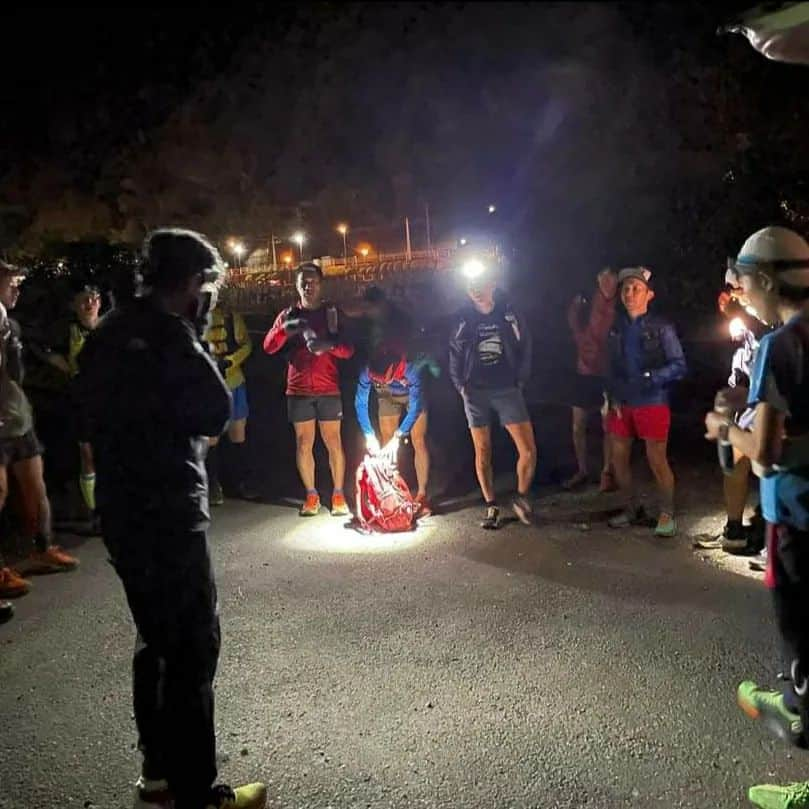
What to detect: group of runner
<box><xmin>260</xmin><ymin>258</ymin><xmax>689</xmax><ymax>537</ymax></box>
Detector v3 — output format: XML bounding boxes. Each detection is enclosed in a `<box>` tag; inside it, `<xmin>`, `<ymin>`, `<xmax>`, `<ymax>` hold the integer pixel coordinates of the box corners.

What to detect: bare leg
<box><xmin>504</xmin><ymin>420</ymin><xmax>537</xmax><ymax>496</ymax></box>
<box><xmin>601</xmin><ymin>426</ymin><xmax>613</xmax><ymax>476</ymax></box>
<box><xmin>724</xmin><ymin>453</ymin><xmax>751</xmax><ymax>523</ymax></box>
<box><xmin>644</xmin><ymin>438</ymin><xmax>675</xmax><ymax>515</ymax></box>
<box><xmin>293</xmin><ymin>420</ymin><xmax>317</xmax><ymax>492</ymax></box>
<box><xmin>611</xmin><ymin>435</ymin><xmax>635</xmax><ymax>509</ymax></box>
<box><xmin>469</xmin><ymin>426</ymin><xmax>495</xmax><ymax>503</ymax></box>
<box><xmin>410</xmin><ymin>411</ymin><xmax>430</xmax><ymax>497</ymax></box>
<box><xmin>571</xmin><ymin>406</ymin><xmax>588</xmax><ymax>476</ymax></box>
<box><xmin>12</xmin><ymin>456</ymin><xmax>52</xmax><ymax>550</ymax></box>
<box><xmin>318</xmin><ymin>420</ymin><xmax>346</xmax><ymax>492</ymax></box>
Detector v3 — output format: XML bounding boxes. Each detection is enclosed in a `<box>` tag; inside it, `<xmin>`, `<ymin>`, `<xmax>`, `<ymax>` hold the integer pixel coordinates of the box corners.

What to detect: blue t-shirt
<box><xmin>747</xmin><ymin>314</ymin><xmax>809</xmax><ymax>529</ymax></box>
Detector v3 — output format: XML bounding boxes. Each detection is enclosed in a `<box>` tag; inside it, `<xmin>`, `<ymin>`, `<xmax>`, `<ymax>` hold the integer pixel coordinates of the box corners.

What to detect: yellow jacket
<box><xmin>205</xmin><ymin>308</ymin><xmax>252</xmax><ymax>390</ymax></box>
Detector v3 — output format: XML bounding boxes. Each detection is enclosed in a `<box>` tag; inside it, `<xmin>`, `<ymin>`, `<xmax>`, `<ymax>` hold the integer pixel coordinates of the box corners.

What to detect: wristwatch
<box><xmin>718</xmin><ymin>421</ymin><xmax>731</xmax><ymax>442</ymax></box>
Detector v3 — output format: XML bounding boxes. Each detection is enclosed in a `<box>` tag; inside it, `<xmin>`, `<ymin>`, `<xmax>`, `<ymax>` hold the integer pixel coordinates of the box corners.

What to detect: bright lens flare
<box><xmin>729</xmin><ymin>317</ymin><xmax>746</xmax><ymax>340</ymax></box>
<box><xmin>462</xmin><ymin>259</ymin><xmax>486</xmax><ymax>280</ymax></box>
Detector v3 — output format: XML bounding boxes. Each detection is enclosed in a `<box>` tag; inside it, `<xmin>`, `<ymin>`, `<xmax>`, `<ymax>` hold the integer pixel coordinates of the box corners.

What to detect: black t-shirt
<box><xmin>469</xmin><ymin>311</ymin><xmax>516</xmax><ymax>389</ymax></box>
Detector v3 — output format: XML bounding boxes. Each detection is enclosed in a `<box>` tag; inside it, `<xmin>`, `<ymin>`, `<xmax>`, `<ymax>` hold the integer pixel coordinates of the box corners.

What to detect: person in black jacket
<box><xmin>449</xmin><ymin>261</ymin><xmax>536</xmax><ymax>529</ymax></box>
<box><xmin>76</xmin><ymin>229</ymin><xmax>266</xmax><ymax>809</ymax></box>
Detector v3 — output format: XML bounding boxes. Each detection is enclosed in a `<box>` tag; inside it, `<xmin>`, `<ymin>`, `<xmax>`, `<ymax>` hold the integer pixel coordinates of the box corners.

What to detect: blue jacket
<box><xmin>448</xmin><ymin>298</ymin><xmax>531</xmax><ymax>392</ymax></box>
<box><xmin>607</xmin><ymin>312</ymin><xmax>686</xmax><ymax>406</ymax></box>
<box><xmin>355</xmin><ymin>361</ymin><xmax>424</xmax><ymax>437</ymax></box>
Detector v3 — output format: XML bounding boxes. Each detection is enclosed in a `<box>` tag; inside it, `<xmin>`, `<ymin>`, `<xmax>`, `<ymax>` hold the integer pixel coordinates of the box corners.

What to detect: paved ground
<box><xmin>1</xmin><ymin>464</ymin><xmax>806</xmax><ymax>809</ymax></box>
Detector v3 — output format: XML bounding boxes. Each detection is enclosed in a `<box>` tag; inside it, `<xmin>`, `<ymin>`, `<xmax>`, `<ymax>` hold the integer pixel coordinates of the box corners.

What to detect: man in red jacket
<box><xmin>263</xmin><ymin>263</ymin><xmax>354</xmax><ymax>516</ymax></box>
<box><xmin>564</xmin><ymin>267</ymin><xmax>618</xmax><ymax>491</ymax></box>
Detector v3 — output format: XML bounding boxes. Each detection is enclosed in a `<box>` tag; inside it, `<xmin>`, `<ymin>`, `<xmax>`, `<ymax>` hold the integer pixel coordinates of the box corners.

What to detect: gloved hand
<box><xmin>282</xmin><ymin>316</ymin><xmax>305</xmax><ymax>335</ymax></box>
<box><xmin>365</xmin><ymin>434</ymin><xmax>381</xmax><ymax>455</ymax></box>
<box><xmin>217</xmin><ymin>357</ymin><xmax>233</xmax><ymax>375</ymax></box>
<box><xmin>306</xmin><ymin>337</ymin><xmax>335</xmax><ymax>356</ymax></box>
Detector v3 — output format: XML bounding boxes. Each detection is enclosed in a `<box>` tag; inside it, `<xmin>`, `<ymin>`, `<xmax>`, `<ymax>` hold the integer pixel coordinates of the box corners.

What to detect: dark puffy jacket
<box><xmin>76</xmin><ymin>298</ymin><xmax>231</xmax><ymax>547</ymax></box>
<box><xmin>448</xmin><ymin>298</ymin><xmax>531</xmax><ymax>392</ymax></box>
<box><xmin>607</xmin><ymin>312</ymin><xmax>687</xmax><ymax>406</ymax></box>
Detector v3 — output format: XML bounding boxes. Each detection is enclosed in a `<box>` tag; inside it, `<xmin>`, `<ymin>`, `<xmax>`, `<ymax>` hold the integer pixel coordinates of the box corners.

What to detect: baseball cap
<box><xmin>617</xmin><ymin>266</ymin><xmax>652</xmax><ymax>287</ymax></box>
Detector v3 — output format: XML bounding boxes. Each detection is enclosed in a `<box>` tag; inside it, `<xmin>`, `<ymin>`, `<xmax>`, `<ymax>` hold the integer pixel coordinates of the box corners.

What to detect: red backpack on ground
<box><xmin>355</xmin><ymin>453</ymin><xmax>417</xmax><ymax>532</ymax></box>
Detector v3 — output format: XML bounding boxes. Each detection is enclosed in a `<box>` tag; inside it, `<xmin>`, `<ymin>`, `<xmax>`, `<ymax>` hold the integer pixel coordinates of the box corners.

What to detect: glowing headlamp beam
<box><xmin>462</xmin><ymin>259</ymin><xmax>487</xmax><ymax>280</ymax></box>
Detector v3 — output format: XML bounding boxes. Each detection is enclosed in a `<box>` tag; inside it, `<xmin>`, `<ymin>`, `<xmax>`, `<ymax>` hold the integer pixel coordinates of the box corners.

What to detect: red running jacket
<box><xmin>567</xmin><ymin>288</ymin><xmax>616</xmax><ymax>377</ymax></box>
<box><xmin>263</xmin><ymin>304</ymin><xmax>354</xmax><ymax>396</ymax></box>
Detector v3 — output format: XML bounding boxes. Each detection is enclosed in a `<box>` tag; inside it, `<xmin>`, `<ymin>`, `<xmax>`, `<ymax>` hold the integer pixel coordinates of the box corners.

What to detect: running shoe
<box><xmin>24</xmin><ymin>546</ymin><xmax>78</xmax><ymax>575</ymax></box>
<box><xmin>749</xmin><ymin>781</ymin><xmax>809</xmax><ymax>809</ymax></box>
<box><xmin>694</xmin><ymin>521</ymin><xmax>744</xmax><ymax>550</ymax></box>
<box><xmin>607</xmin><ymin>506</ymin><xmax>649</xmax><ymax>529</ymax></box>
<box><xmin>300</xmin><ymin>493</ymin><xmax>321</xmax><ymax>517</ymax></box>
<box><xmin>205</xmin><ymin>783</ymin><xmax>267</xmax><ymax>809</ymax></box>
<box><xmin>562</xmin><ymin>471</ymin><xmax>589</xmax><ymax>491</ymax></box>
<box><xmin>738</xmin><ymin>680</ymin><xmax>804</xmax><ymax>747</ymax></box>
<box><xmin>0</xmin><ymin>566</ymin><xmax>31</xmax><ymax>597</ymax></box>
<box><xmin>654</xmin><ymin>513</ymin><xmax>677</xmax><ymax>538</ymax></box>
<box><xmin>209</xmin><ymin>481</ymin><xmax>225</xmax><ymax>507</ymax></box>
<box><xmin>330</xmin><ymin>493</ymin><xmax>350</xmax><ymax>517</ymax></box>
<box><xmin>512</xmin><ymin>494</ymin><xmax>533</xmax><ymax>525</ymax></box>
<box><xmin>749</xmin><ymin>548</ymin><xmax>768</xmax><ymax>572</ymax></box>
<box><xmin>480</xmin><ymin>505</ymin><xmax>500</xmax><ymax>530</ymax></box>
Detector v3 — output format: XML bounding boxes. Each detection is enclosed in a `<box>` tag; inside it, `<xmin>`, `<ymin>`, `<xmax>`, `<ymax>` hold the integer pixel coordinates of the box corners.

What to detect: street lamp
<box><xmin>336</xmin><ymin>223</ymin><xmax>348</xmax><ymax>266</ymax></box>
<box><xmin>360</xmin><ymin>247</ymin><xmax>369</xmax><ymax>259</ymax></box>
<box><xmin>282</xmin><ymin>253</ymin><xmax>293</xmax><ymax>267</ymax></box>
<box><xmin>229</xmin><ymin>240</ymin><xmax>246</xmax><ymax>269</ymax></box>
<box><xmin>292</xmin><ymin>232</ymin><xmax>306</xmax><ymax>262</ymax></box>
<box><xmin>488</xmin><ymin>204</ymin><xmax>497</xmax><ymax>214</ymax></box>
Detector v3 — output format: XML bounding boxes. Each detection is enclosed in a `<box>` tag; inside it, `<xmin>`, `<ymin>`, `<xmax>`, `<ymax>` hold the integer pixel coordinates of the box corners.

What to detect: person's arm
<box><xmin>567</xmin><ymin>296</ymin><xmax>587</xmax><ymax>343</ymax></box>
<box><xmin>586</xmin><ymin>288</ymin><xmax>617</xmax><ymax>345</ymax></box>
<box><xmin>354</xmin><ymin>368</ymin><xmax>374</xmax><ymax>437</ymax></box>
<box><xmin>225</xmin><ymin>313</ymin><xmax>252</xmax><ymax>370</ymax></box>
<box><xmin>647</xmin><ymin>322</ymin><xmax>687</xmax><ymax>386</ymax></box>
<box><xmin>166</xmin><ymin>318</ymin><xmax>232</xmax><ymax>438</ymax></box>
<box><xmin>448</xmin><ymin>318</ymin><xmax>466</xmax><ymax>393</ymax></box>
<box><xmin>263</xmin><ymin>308</ymin><xmax>291</xmax><ymax>355</ymax></box>
<box><xmin>398</xmin><ymin>364</ymin><xmax>423</xmax><ymax>435</ymax></box>
<box><xmin>515</xmin><ymin>308</ymin><xmax>532</xmax><ymax>387</ymax></box>
<box><xmin>706</xmin><ymin>330</ymin><xmax>786</xmax><ymax>468</ymax></box>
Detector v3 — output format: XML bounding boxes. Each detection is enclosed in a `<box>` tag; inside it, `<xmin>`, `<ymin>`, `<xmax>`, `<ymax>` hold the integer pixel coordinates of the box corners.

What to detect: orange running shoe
<box><xmin>330</xmin><ymin>492</ymin><xmax>350</xmax><ymax>517</ymax></box>
<box><xmin>299</xmin><ymin>493</ymin><xmax>321</xmax><ymax>517</ymax></box>
<box><xmin>24</xmin><ymin>546</ymin><xmax>79</xmax><ymax>575</ymax></box>
<box><xmin>0</xmin><ymin>567</ymin><xmax>31</xmax><ymax>597</ymax></box>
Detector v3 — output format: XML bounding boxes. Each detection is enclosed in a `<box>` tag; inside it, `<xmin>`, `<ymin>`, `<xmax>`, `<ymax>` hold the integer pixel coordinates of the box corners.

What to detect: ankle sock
<box><xmin>80</xmin><ymin>473</ymin><xmax>96</xmax><ymax>512</ymax></box>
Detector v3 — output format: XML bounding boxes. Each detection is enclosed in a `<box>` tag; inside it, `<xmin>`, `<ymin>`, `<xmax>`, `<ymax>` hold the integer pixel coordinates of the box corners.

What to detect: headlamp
<box><xmin>462</xmin><ymin>259</ymin><xmax>486</xmax><ymax>280</ymax></box>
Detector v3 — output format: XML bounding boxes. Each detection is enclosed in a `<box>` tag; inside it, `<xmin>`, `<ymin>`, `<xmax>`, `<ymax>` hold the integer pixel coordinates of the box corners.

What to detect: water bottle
<box><xmin>716</xmin><ymin>403</ymin><xmax>735</xmax><ymax>476</ymax></box>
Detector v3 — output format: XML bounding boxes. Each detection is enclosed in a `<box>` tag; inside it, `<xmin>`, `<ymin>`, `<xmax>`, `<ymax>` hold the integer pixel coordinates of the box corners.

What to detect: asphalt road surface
<box><xmin>0</xmin><ymin>474</ymin><xmax>804</xmax><ymax>809</ymax></box>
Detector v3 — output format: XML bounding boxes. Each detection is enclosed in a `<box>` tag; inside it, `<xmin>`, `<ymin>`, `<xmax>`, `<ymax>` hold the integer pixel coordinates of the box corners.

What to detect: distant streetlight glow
<box><xmin>292</xmin><ymin>232</ymin><xmax>306</xmax><ymax>261</ymax></box>
<box><xmin>360</xmin><ymin>247</ymin><xmax>369</xmax><ymax>258</ymax></box>
<box><xmin>460</xmin><ymin>238</ymin><xmax>468</xmax><ymax>246</ymax></box>
<box><xmin>282</xmin><ymin>253</ymin><xmax>293</xmax><ymax>266</ymax></box>
<box><xmin>488</xmin><ymin>204</ymin><xmax>496</xmax><ymax>214</ymax></box>
<box><xmin>337</xmin><ymin>224</ymin><xmax>349</xmax><ymax>265</ymax></box>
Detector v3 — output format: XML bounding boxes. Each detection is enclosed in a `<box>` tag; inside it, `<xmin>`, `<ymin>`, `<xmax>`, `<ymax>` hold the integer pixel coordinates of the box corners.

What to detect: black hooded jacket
<box><xmin>76</xmin><ymin>297</ymin><xmax>231</xmax><ymax>548</ymax></box>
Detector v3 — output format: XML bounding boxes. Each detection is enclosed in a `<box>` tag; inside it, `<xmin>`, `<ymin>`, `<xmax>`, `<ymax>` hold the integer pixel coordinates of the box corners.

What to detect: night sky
<box><xmin>2</xmin><ymin>2</ymin><xmax>807</xmax><ymax>306</ymax></box>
